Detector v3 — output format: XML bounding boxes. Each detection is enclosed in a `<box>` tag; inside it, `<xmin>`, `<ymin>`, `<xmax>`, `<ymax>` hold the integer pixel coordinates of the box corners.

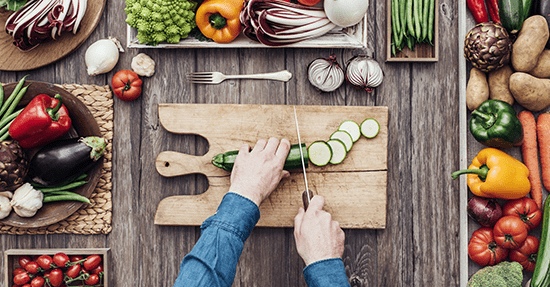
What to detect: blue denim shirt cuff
<box><xmin>200</xmin><ymin>192</ymin><xmax>260</xmax><ymax>242</ymax></box>
<box><xmin>303</xmin><ymin>258</ymin><xmax>350</xmax><ymax>287</ymax></box>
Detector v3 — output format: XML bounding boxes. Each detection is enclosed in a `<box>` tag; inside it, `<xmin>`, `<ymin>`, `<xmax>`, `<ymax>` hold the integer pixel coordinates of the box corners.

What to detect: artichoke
<box><xmin>0</xmin><ymin>140</ymin><xmax>28</xmax><ymax>191</ymax></box>
<box><xmin>464</xmin><ymin>22</ymin><xmax>512</xmax><ymax>73</ymax></box>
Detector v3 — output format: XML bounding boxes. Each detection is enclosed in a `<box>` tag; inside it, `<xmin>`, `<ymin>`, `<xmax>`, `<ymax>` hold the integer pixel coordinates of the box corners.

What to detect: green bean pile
<box><xmin>391</xmin><ymin>0</ymin><xmax>435</xmax><ymax>56</ymax></box>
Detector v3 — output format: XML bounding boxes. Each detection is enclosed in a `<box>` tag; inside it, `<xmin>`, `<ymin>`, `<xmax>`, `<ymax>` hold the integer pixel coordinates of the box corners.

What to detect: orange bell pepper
<box><xmin>195</xmin><ymin>0</ymin><xmax>244</xmax><ymax>43</ymax></box>
<box><xmin>452</xmin><ymin>148</ymin><xmax>531</xmax><ymax>199</ymax></box>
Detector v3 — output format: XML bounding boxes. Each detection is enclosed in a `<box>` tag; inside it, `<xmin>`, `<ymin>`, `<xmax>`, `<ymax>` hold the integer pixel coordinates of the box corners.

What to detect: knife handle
<box><xmin>302</xmin><ymin>190</ymin><xmax>314</xmax><ymax>211</ymax></box>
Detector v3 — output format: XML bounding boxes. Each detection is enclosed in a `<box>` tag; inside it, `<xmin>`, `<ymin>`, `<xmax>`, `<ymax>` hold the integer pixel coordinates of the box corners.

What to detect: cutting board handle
<box><xmin>156</xmin><ymin>151</ymin><xmax>224</xmax><ymax>177</ymax></box>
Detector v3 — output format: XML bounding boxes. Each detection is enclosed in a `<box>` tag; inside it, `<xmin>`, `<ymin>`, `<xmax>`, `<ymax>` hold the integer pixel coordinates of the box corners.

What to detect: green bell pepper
<box><xmin>469</xmin><ymin>99</ymin><xmax>523</xmax><ymax>148</ymax></box>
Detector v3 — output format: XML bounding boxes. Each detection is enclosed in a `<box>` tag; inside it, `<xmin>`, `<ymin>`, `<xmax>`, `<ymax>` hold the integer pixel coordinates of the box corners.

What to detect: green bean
<box><xmin>421</xmin><ymin>0</ymin><xmax>429</xmax><ymax>41</ymax></box>
<box><xmin>393</xmin><ymin>0</ymin><xmax>401</xmax><ymax>36</ymax></box>
<box><xmin>0</xmin><ymin>83</ymin><xmax>4</xmax><ymax>109</ymax></box>
<box><xmin>392</xmin><ymin>0</ymin><xmax>401</xmax><ymax>54</ymax></box>
<box><xmin>1</xmin><ymin>85</ymin><xmax>28</xmax><ymax>122</ymax></box>
<box><xmin>413</xmin><ymin>0</ymin><xmax>421</xmax><ymax>41</ymax></box>
<box><xmin>39</xmin><ymin>180</ymin><xmax>88</xmax><ymax>193</ymax></box>
<box><xmin>0</xmin><ymin>75</ymin><xmax>27</xmax><ymax>119</ymax></box>
<box><xmin>427</xmin><ymin>0</ymin><xmax>434</xmax><ymax>45</ymax></box>
<box><xmin>0</xmin><ymin>109</ymin><xmax>21</xmax><ymax>132</ymax></box>
<box><xmin>0</xmin><ymin>118</ymin><xmax>15</xmax><ymax>141</ymax></box>
<box><xmin>406</xmin><ymin>0</ymin><xmax>415</xmax><ymax>38</ymax></box>
<box><xmin>43</xmin><ymin>193</ymin><xmax>91</xmax><ymax>204</ymax></box>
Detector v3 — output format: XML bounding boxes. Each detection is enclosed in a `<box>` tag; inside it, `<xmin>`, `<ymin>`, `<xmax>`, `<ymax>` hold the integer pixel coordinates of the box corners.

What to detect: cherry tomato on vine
<box><xmin>70</xmin><ymin>255</ymin><xmax>84</xmax><ymax>263</ymax></box>
<box><xmin>52</xmin><ymin>253</ymin><xmax>70</xmax><ymax>268</ymax></box>
<box><xmin>13</xmin><ymin>267</ymin><xmax>26</xmax><ymax>277</ymax></box>
<box><xmin>65</xmin><ymin>264</ymin><xmax>81</xmax><ymax>279</ymax></box>
<box><xmin>18</xmin><ymin>256</ymin><xmax>31</xmax><ymax>268</ymax></box>
<box><xmin>111</xmin><ymin>70</ymin><xmax>142</xmax><ymax>102</ymax></box>
<box><xmin>493</xmin><ymin>215</ymin><xmax>529</xmax><ymax>249</ymax></box>
<box><xmin>36</xmin><ymin>255</ymin><xmax>53</xmax><ymax>270</ymax></box>
<box><xmin>509</xmin><ymin>235</ymin><xmax>539</xmax><ymax>272</ymax></box>
<box><xmin>13</xmin><ymin>272</ymin><xmax>30</xmax><ymax>285</ymax></box>
<box><xmin>85</xmin><ymin>274</ymin><xmax>100</xmax><ymax>285</ymax></box>
<box><xmin>468</xmin><ymin>226</ymin><xmax>508</xmax><ymax>266</ymax></box>
<box><xmin>47</xmin><ymin>269</ymin><xmax>63</xmax><ymax>287</ymax></box>
<box><xmin>24</xmin><ymin>261</ymin><xmax>40</xmax><ymax>274</ymax></box>
<box><xmin>30</xmin><ymin>276</ymin><xmax>45</xmax><ymax>287</ymax></box>
<box><xmin>83</xmin><ymin>255</ymin><xmax>102</xmax><ymax>271</ymax></box>
<box><xmin>91</xmin><ymin>263</ymin><xmax>104</xmax><ymax>275</ymax></box>
<box><xmin>503</xmin><ymin>197</ymin><xmax>542</xmax><ymax>231</ymax></box>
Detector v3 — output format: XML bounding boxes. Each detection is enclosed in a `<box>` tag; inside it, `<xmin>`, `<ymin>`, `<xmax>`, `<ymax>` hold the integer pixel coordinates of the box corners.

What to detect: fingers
<box><xmin>251</xmin><ymin>139</ymin><xmax>268</xmax><ymax>153</ymax></box>
<box><xmin>276</xmin><ymin>138</ymin><xmax>291</xmax><ymax>158</ymax></box>
<box><xmin>238</xmin><ymin>143</ymin><xmax>250</xmax><ymax>155</ymax></box>
<box><xmin>306</xmin><ymin>195</ymin><xmax>325</xmax><ymax>213</ymax></box>
<box><xmin>294</xmin><ymin>207</ymin><xmax>305</xmax><ymax>233</ymax></box>
<box><xmin>281</xmin><ymin>170</ymin><xmax>290</xmax><ymax>178</ymax></box>
<box><xmin>264</xmin><ymin>137</ymin><xmax>281</xmax><ymax>153</ymax></box>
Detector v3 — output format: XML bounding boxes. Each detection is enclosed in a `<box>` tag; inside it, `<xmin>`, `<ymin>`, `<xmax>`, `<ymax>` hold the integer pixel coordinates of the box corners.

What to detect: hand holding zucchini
<box><xmin>212</xmin><ymin>143</ymin><xmax>308</xmax><ymax>172</ymax></box>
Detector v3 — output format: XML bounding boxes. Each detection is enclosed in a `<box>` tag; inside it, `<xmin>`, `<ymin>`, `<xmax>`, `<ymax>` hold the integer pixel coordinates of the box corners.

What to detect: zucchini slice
<box><xmin>361</xmin><ymin>118</ymin><xmax>380</xmax><ymax>139</ymax></box>
<box><xmin>330</xmin><ymin>130</ymin><xmax>353</xmax><ymax>152</ymax></box>
<box><xmin>308</xmin><ymin>141</ymin><xmax>332</xmax><ymax>166</ymax></box>
<box><xmin>327</xmin><ymin>139</ymin><xmax>347</xmax><ymax>164</ymax></box>
<box><xmin>338</xmin><ymin>120</ymin><xmax>361</xmax><ymax>142</ymax></box>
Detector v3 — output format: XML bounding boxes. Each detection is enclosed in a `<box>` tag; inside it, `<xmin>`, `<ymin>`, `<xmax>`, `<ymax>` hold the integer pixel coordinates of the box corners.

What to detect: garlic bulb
<box><xmin>85</xmin><ymin>37</ymin><xmax>125</xmax><ymax>76</ymax></box>
<box><xmin>0</xmin><ymin>191</ymin><xmax>13</xmax><ymax>199</ymax></box>
<box><xmin>132</xmin><ymin>53</ymin><xmax>156</xmax><ymax>77</ymax></box>
<box><xmin>10</xmin><ymin>183</ymin><xmax>43</xmax><ymax>217</ymax></box>
<box><xmin>308</xmin><ymin>55</ymin><xmax>345</xmax><ymax>92</ymax></box>
<box><xmin>0</xmin><ymin>195</ymin><xmax>12</xmax><ymax>219</ymax></box>
<box><xmin>345</xmin><ymin>55</ymin><xmax>384</xmax><ymax>93</ymax></box>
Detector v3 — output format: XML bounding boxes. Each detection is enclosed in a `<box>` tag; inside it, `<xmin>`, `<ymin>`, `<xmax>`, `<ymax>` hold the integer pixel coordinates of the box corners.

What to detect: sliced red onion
<box><xmin>308</xmin><ymin>55</ymin><xmax>345</xmax><ymax>92</ymax></box>
<box><xmin>345</xmin><ymin>55</ymin><xmax>384</xmax><ymax>93</ymax></box>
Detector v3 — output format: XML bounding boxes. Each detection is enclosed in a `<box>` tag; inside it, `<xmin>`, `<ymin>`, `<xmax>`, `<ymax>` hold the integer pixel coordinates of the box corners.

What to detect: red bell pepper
<box><xmin>485</xmin><ymin>0</ymin><xmax>500</xmax><ymax>24</ymax></box>
<box><xmin>467</xmin><ymin>0</ymin><xmax>490</xmax><ymax>23</ymax></box>
<box><xmin>9</xmin><ymin>94</ymin><xmax>72</xmax><ymax>149</ymax></box>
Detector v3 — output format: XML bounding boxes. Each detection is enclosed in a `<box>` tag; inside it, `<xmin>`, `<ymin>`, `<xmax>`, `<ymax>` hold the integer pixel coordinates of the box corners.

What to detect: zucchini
<box><xmin>338</xmin><ymin>120</ymin><xmax>361</xmax><ymax>142</ymax></box>
<box><xmin>308</xmin><ymin>141</ymin><xmax>332</xmax><ymax>167</ymax></box>
<box><xmin>212</xmin><ymin>143</ymin><xmax>308</xmax><ymax>171</ymax></box>
<box><xmin>498</xmin><ymin>0</ymin><xmax>525</xmax><ymax>33</ymax></box>
<box><xmin>361</xmin><ymin>118</ymin><xmax>381</xmax><ymax>139</ymax></box>
<box><xmin>330</xmin><ymin>130</ymin><xmax>353</xmax><ymax>152</ymax></box>
<box><xmin>531</xmin><ymin>196</ymin><xmax>550</xmax><ymax>287</ymax></box>
<box><xmin>327</xmin><ymin>139</ymin><xmax>347</xmax><ymax>164</ymax></box>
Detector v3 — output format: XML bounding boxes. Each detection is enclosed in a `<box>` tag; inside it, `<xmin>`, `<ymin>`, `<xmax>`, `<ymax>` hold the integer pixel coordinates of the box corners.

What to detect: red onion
<box><xmin>307</xmin><ymin>55</ymin><xmax>345</xmax><ymax>92</ymax></box>
<box><xmin>345</xmin><ymin>55</ymin><xmax>384</xmax><ymax>93</ymax></box>
<box><xmin>467</xmin><ymin>196</ymin><xmax>503</xmax><ymax>227</ymax></box>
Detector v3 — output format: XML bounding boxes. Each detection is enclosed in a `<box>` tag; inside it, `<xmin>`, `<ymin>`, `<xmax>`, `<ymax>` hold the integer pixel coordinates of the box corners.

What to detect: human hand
<box><xmin>294</xmin><ymin>195</ymin><xmax>345</xmax><ymax>266</ymax></box>
<box><xmin>229</xmin><ymin>137</ymin><xmax>291</xmax><ymax>206</ymax></box>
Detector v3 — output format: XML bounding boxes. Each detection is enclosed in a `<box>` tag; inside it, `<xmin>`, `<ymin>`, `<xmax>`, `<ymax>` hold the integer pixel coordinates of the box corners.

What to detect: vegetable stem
<box><xmin>452</xmin><ymin>165</ymin><xmax>490</xmax><ymax>181</ymax></box>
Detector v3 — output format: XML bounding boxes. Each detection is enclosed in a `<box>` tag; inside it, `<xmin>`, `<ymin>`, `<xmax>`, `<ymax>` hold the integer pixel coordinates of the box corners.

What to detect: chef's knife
<box><xmin>293</xmin><ymin>106</ymin><xmax>314</xmax><ymax>210</ymax></box>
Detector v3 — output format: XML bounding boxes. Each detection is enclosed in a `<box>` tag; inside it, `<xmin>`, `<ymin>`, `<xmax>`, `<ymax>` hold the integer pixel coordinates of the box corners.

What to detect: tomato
<box><xmin>91</xmin><ymin>263</ymin><xmax>104</xmax><ymax>275</ymax></box>
<box><xmin>36</xmin><ymin>255</ymin><xmax>53</xmax><ymax>270</ymax></box>
<box><xmin>111</xmin><ymin>70</ymin><xmax>142</xmax><ymax>102</ymax></box>
<box><xmin>30</xmin><ymin>277</ymin><xmax>45</xmax><ymax>287</ymax></box>
<box><xmin>494</xmin><ymin>215</ymin><xmax>529</xmax><ymax>249</ymax></box>
<box><xmin>297</xmin><ymin>0</ymin><xmax>321</xmax><ymax>5</ymax></box>
<box><xmin>83</xmin><ymin>255</ymin><xmax>102</xmax><ymax>271</ymax></box>
<box><xmin>47</xmin><ymin>269</ymin><xmax>63</xmax><ymax>287</ymax></box>
<box><xmin>65</xmin><ymin>264</ymin><xmax>81</xmax><ymax>279</ymax></box>
<box><xmin>503</xmin><ymin>197</ymin><xmax>542</xmax><ymax>231</ymax></box>
<box><xmin>24</xmin><ymin>261</ymin><xmax>40</xmax><ymax>274</ymax></box>
<box><xmin>18</xmin><ymin>256</ymin><xmax>31</xmax><ymax>268</ymax></box>
<box><xmin>509</xmin><ymin>235</ymin><xmax>539</xmax><ymax>272</ymax></box>
<box><xmin>84</xmin><ymin>274</ymin><xmax>100</xmax><ymax>285</ymax></box>
<box><xmin>13</xmin><ymin>272</ymin><xmax>30</xmax><ymax>285</ymax></box>
<box><xmin>53</xmin><ymin>253</ymin><xmax>70</xmax><ymax>268</ymax></box>
<box><xmin>468</xmin><ymin>227</ymin><xmax>509</xmax><ymax>266</ymax></box>
<box><xmin>13</xmin><ymin>268</ymin><xmax>26</xmax><ymax>277</ymax></box>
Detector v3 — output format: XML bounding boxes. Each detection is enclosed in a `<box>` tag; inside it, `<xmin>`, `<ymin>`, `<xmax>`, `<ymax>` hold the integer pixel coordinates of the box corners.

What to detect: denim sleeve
<box><xmin>173</xmin><ymin>192</ymin><xmax>260</xmax><ymax>287</ymax></box>
<box><xmin>303</xmin><ymin>258</ymin><xmax>351</xmax><ymax>287</ymax></box>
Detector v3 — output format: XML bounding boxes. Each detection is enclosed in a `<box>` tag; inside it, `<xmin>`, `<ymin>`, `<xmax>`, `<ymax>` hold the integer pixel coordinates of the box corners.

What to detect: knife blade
<box><xmin>293</xmin><ymin>106</ymin><xmax>313</xmax><ymax>210</ymax></box>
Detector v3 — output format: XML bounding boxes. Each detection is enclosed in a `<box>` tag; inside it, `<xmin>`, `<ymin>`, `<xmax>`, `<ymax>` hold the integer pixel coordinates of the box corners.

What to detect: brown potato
<box><xmin>512</xmin><ymin>15</ymin><xmax>550</xmax><ymax>72</ymax></box>
<box><xmin>509</xmin><ymin>72</ymin><xmax>550</xmax><ymax>111</ymax></box>
<box><xmin>488</xmin><ymin>65</ymin><xmax>514</xmax><ymax>105</ymax></box>
<box><xmin>530</xmin><ymin>49</ymin><xmax>550</xmax><ymax>78</ymax></box>
<box><xmin>467</xmin><ymin>67</ymin><xmax>489</xmax><ymax>111</ymax></box>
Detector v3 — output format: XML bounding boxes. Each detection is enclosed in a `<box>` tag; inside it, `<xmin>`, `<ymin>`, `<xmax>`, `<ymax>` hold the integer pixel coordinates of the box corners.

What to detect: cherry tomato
<box><xmin>52</xmin><ymin>253</ymin><xmax>70</xmax><ymax>268</ymax></box>
<box><xmin>83</xmin><ymin>255</ymin><xmax>102</xmax><ymax>271</ymax></box>
<box><xmin>70</xmin><ymin>255</ymin><xmax>84</xmax><ymax>263</ymax></box>
<box><xmin>91</xmin><ymin>263</ymin><xmax>103</xmax><ymax>275</ymax></box>
<box><xmin>18</xmin><ymin>256</ymin><xmax>31</xmax><ymax>268</ymax></box>
<box><xmin>24</xmin><ymin>261</ymin><xmax>40</xmax><ymax>274</ymax></box>
<box><xmin>65</xmin><ymin>264</ymin><xmax>81</xmax><ymax>279</ymax></box>
<box><xmin>13</xmin><ymin>267</ymin><xmax>26</xmax><ymax>277</ymax></box>
<box><xmin>22</xmin><ymin>285</ymin><xmax>31</xmax><ymax>287</ymax></box>
<box><xmin>47</xmin><ymin>269</ymin><xmax>63</xmax><ymax>287</ymax></box>
<box><xmin>509</xmin><ymin>235</ymin><xmax>539</xmax><ymax>272</ymax></box>
<box><xmin>13</xmin><ymin>272</ymin><xmax>31</xmax><ymax>285</ymax></box>
<box><xmin>493</xmin><ymin>215</ymin><xmax>529</xmax><ymax>249</ymax></box>
<box><xmin>85</xmin><ymin>274</ymin><xmax>100</xmax><ymax>285</ymax></box>
<box><xmin>503</xmin><ymin>197</ymin><xmax>542</xmax><ymax>231</ymax></box>
<box><xmin>36</xmin><ymin>255</ymin><xmax>53</xmax><ymax>270</ymax></box>
<box><xmin>111</xmin><ymin>70</ymin><xmax>142</xmax><ymax>102</ymax></box>
<box><xmin>30</xmin><ymin>277</ymin><xmax>45</xmax><ymax>287</ymax></box>
<box><xmin>468</xmin><ymin>226</ymin><xmax>508</xmax><ymax>266</ymax></box>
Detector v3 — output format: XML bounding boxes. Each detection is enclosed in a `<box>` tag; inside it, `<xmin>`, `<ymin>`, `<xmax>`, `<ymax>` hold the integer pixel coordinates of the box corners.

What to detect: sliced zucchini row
<box><xmin>308</xmin><ymin>141</ymin><xmax>332</xmax><ymax>167</ymax></box>
<box><xmin>326</xmin><ymin>139</ymin><xmax>347</xmax><ymax>164</ymax></box>
<box><xmin>361</xmin><ymin>118</ymin><xmax>380</xmax><ymax>139</ymax></box>
<box><xmin>330</xmin><ymin>130</ymin><xmax>353</xmax><ymax>152</ymax></box>
<box><xmin>338</xmin><ymin>120</ymin><xmax>361</xmax><ymax>142</ymax></box>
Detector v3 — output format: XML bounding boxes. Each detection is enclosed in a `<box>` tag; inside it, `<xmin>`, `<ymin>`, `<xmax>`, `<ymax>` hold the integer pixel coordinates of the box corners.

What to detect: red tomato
<box><xmin>509</xmin><ymin>235</ymin><xmax>539</xmax><ymax>272</ymax></box>
<box><xmin>65</xmin><ymin>264</ymin><xmax>81</xmax><ymax>279</ymax></box>
<box><xmin>468</xmin><ymin>227</ymin><xmax>509</xmax><ymax>266</ymax></box>
<box><xmin>503</xmin><ymin>197</ymin><xmax>542</xmax><ymax>231</ymax></box>
<box><xmin>91</xmin><ymin>263</ymin><xmax>104</xmax><ymax>275</ymax></box>
<box><xmin>18</xmin><ymin>256</ymin><xmax>31</xmax><ymax>268</ymax></box>
<box><xmin>84</xmin><ymin>274</ymin><xmax>100</xmax><ymax>285</ymax></box>
<box><xmin>30</xmin><ymin>277</ymin><xmax>45</xmax><ymax>287</ymax></box>
<box><xmin>111</xmin><ymin>70</ymin><xmax>142</xmax><ymax>102</ymax></box>
<box><xmin>53</xmin><ymin>253</ymin><xmax>70</xmax><ymax>268</ymax></box>
<box><xmin>24</xmin><ymin>262</ymin><xmax>40</xmax><ymax>274</ymax></box>
<box><xmin>297</xmin><ymin>0</ymin><xmax>321</xmax><ymax>5</ymax></box>
<box><xmin>70</xmin><ymin>255</ymin><xmax>84</xmax><ymax>263</ymax></box>
<box><xmin>22</xmin><ymin>285</ymin><xmax>31</xmax><ymax>287</ymax></box>
<box><xmin>36</xmin><ymin>255</ymin><xmax>53</xmax><ymax>270</ymax></box>
<box><xmin>13</xmin><ymin>268</ymin><xmax>26</xmax><ymax>277</ymax></box>
<box><xmin>494</xmin><ymin>215</ymin><xmax>529</xmax><ymax>249</ymax></box>
<box><xmin>48</xmin><ymin>269</ymin><xmax>63</xmax><ymax>287</ymax></box>
<box><xmin>13</xmin><ymin>272</ymin><xmax>30</xmax><ymax>285</ymax></box>
<box><xmin>83</xmin><ymin>255</ymin><xmax>102</xmax><ymax>271</ymax></box>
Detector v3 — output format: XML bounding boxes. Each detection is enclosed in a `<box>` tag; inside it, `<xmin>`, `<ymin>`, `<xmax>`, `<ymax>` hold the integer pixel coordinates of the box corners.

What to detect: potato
<box><xmin>530</xmin><ymin>49</ymin><xmax>550</xmax><ymax>78</ymax></box>
<box><xmin>488</xmin><ymin>65</ymin><xmax>514</xmax><ymax>105</ymax></box>
<box><xmin>512</xmin><ymin>15</ymin><xmax>550</xmax><ymax>72</ymax></box>
<box><xmin>467</xmin><ymin>67</ymin><xmax>489</xmax><ymax>111</ymax></box>
<box><xmin>509</xmin><ymin>72</ymin><xmax>550</xmax><ymax>111</ymax></box>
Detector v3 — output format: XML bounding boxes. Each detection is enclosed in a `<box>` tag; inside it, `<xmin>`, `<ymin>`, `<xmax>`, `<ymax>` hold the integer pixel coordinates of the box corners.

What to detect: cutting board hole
<box><xmin>164</xmin><ymin>162</ymin><xmax>170</xmax><ymax>167</ymax></box>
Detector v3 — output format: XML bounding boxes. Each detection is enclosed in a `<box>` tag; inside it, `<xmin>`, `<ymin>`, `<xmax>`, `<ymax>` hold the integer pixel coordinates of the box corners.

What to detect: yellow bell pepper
<box><xmin>452</xmin><ymin>148</ymin><xmax>530</xmax><ymax>199</ymax></box>
<box><xmin>195</xmin><ymin>0</ymin><xmax>244</xmax><ymax>43</ymax></box>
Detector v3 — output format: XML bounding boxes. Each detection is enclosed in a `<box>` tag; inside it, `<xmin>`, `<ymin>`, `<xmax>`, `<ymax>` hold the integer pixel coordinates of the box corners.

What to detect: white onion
<box><xmin>345</xmin><ymin>55</ymin><xmax>384</xmax><ymax>93</ymax></box>
<box><xmin>85</xmin><ymin>37</ymin><xmax>124</xmax><ymax>76</ymax></box>
<box><xmin>307</xmin><ymin>55</ymin><xmax>345</xmax><ymax>92</ymax></box>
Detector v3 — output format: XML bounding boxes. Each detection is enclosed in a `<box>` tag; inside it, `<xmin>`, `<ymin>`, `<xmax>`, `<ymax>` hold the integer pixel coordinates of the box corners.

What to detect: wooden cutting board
<box><xmin>154</xmin><ymin>104</ymin><xmax>388</xmax><ymax>229</ymax></box>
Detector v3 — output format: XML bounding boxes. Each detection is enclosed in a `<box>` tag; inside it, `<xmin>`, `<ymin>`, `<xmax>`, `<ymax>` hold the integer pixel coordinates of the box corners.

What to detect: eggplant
<box><xmin>28</xmin><ymin>136</ymin><xmax>107</xmax><ymax>186</ymax></box>
<box><xmin>535</xmin><ymin>0</ymin><xmax>550</xmax><ymax>48</ymax></box>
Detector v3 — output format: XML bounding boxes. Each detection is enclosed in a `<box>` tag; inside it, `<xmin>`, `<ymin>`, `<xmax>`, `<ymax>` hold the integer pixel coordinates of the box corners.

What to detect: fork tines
<box><xmin>186</xmin><ymin>72</ymin><xmax>214</xmax><ymax>84</ymax></box>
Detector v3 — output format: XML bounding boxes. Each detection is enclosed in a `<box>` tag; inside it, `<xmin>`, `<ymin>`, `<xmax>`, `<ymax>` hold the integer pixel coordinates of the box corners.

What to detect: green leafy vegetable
<box><xmin>467</xmin><ymin>261</ymin><xmax>523</xmax><ymax>287</ymax></box>
<box><xmin>1</xmin><ymin>0</ymin><xmax>27</xmax><ymax>11</ymax></box>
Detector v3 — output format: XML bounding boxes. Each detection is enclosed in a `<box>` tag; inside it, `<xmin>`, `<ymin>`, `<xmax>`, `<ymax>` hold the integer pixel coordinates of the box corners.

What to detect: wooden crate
<box><xmin>385</xmin><ymin>0</ymin><xmax>439</xmax><ymax>62</ymax></box>
<box><xmin>4</xmin><ymin>248</ymin><xmax>110</xmax><ymax>287</ymax></box>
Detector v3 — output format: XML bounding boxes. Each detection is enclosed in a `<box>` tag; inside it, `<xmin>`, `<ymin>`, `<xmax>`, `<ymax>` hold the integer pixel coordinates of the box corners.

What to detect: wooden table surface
<box><xmin>0</xmin><ymin>0</ymin><xmax>461</xmax><ymax>286</ymax></box>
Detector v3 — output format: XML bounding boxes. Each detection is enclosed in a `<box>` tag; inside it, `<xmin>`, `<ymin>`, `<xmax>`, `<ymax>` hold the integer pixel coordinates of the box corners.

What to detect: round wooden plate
<box><xmin>0</xmin><ymin>1</ymin><xmax>106</xmax><ymax>71</ymax></box>
<box><xmin>0</xmin><ymin>81</ymin><xmax>103</xmax><ymax>228</ymax></box>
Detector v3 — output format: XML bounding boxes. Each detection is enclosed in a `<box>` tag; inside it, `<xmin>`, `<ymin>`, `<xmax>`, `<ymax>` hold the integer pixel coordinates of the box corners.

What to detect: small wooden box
<box><xmin>385</xmin><ymin>0</ymin><xmax>439</xmax><ymax>62</ymax></box>
<box><xmin>4</xmin><ymin>248</ymin><xmax>110</xmax><ymax>287</ymax></box>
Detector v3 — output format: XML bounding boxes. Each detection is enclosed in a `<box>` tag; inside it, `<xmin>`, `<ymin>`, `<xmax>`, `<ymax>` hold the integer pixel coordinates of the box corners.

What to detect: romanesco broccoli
<box><xmin>467</xmin><ymin>261</ymin><xmax>523</xmax><ymax>287</ymax></box>
<box><xmin>125</xmin><ymin>0</ymin><xmax>197</xmax><ymax>45</ymax></box>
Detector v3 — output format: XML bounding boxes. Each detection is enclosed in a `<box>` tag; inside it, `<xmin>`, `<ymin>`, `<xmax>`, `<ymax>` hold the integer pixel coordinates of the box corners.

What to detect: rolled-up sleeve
<box><xmin>303</xmin><ymin>258</ymin><xmax>351</xmax><ymax>287</ymax></box>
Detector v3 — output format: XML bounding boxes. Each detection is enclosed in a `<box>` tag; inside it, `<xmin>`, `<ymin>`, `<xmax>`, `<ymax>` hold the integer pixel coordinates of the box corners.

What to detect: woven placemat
<box><xmin>0</xmin><ymin>84</ymin><xmax>113</xmax><ymax>235</ymax></box>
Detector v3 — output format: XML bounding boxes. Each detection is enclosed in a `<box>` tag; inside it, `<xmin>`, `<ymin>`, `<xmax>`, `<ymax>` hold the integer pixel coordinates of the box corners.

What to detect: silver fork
<box><xmin>186</xmin><ymin>70</ymin><xmax>293</xmax><ymax>84</ymax></box>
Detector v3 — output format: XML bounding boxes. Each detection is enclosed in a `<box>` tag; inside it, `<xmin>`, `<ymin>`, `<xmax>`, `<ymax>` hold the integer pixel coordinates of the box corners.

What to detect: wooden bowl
<box><xmin>0</xmin><ymin>81</ymin><xmax>102</xmax><ymax>228</ymax></box>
